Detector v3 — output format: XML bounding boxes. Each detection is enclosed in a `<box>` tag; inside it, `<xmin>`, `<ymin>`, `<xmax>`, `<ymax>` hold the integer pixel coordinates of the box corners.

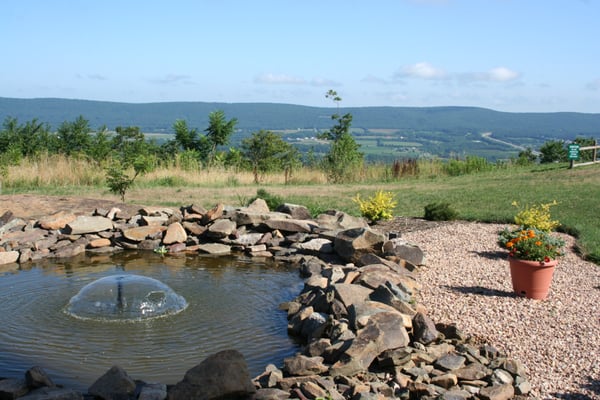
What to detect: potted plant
<box><xmin>497</xmin><ymin>201</ymin><xmax>565</xmax><ymax>300</ymax></box>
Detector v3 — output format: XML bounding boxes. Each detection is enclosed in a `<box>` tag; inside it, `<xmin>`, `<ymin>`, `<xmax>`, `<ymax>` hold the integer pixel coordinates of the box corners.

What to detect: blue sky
<box><xmin>2</xmin><ymin>0</ymin><xmax>599</xmax><ymax>113</ymax></box>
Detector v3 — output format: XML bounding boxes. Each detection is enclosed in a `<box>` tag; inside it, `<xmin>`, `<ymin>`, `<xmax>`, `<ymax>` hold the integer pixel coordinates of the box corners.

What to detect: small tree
<box><xmin>55</xmin><ymin>115</ymin><xmax>92</xmax><ymax>156</ymax></box>
<box><xmin>319</xmin><ymin>90</ymin><xmax>363</xmax><ymax>183</ymax></box>
<box><xmin>205</xmin><ymin>110</ymin><xmax>237</xmax><ymax>167</ymax></box>
<box><xmin>539</xmin><ymin>140</ymin><xmax>567</xmax><ymax>163</ymax></box>
<box><xmin>516</xmin><ymin>147</ymin><xmax>537</xmax><ymax>166</ymax></box>
<box><xmin>241</xmin><ymin>130</ymin><xmax>296</xmax><ymax>184</ymax></box>
<box><xmin>106</xmin><ymin>156</ymin><xmax>153</xmax><ymax>202</ymax></box>
<box><xmin>105</xmin><ymin>126</ymin><xmax>154</xmax><ymax>201</ymax></box>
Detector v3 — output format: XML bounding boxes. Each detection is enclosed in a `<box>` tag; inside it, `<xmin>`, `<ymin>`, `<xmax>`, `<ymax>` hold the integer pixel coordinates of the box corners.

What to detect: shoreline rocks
<box><xmin>0</xmin><ymin>200</ymin><xmax>530</xmax><ymax>399</ymax></box>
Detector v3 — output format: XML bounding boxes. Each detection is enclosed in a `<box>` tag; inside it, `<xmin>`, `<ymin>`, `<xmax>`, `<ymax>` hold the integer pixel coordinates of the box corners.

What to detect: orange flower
<box><xmin>535</xmin><ymin>241</ymin><xmax>542</xmax><ymax>246</ymax></box>
<box><xmin>506</xmin><ymin>241</ymin><xmax>514</xmax><ymax>248</ymax></box>
<box><xmin>528</xmin><ymin>230</ymin><xmax>536</xmax><ymax>238</ymax></box>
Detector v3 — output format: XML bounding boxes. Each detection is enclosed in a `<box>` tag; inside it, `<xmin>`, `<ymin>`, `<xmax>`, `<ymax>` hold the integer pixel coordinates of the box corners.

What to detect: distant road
<box><xmin>480</xmin><ymin>132</ymin><xmax>540</xmax><ymax>155</ymax></box>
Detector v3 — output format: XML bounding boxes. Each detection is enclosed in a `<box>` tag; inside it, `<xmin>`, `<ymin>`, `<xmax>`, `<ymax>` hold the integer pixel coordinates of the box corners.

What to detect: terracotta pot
<box><xmin>508</xmin><ymin>257</ymin><xmax>558</xmax><ymax>300</ymax></box>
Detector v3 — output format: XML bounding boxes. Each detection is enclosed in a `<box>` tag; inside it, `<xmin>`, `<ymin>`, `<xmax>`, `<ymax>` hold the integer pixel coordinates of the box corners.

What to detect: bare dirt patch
<box><xmin>0</xmin><ymin>194</ymin><xmax>142</xmax><ymax>220</ymax></box>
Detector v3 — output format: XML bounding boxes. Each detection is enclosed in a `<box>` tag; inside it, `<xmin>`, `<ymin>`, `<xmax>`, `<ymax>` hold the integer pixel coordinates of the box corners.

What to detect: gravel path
<box><xmin>400</xmin><ymin>221</ymin><xmax>599</xmax><ymax>399</ymax></box>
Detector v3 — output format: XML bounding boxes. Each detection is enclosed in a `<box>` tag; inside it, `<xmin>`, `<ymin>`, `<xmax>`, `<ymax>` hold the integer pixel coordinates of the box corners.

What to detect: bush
<box><xmin>512</xmin><ymin>201</ymin><xmax>560</xmax><ymax>231</ymax></box>
<box><xmin>424</xmin><ymin>202</ymin><xmax>458</xmax><ymax>221</ymax></box>
<box><xmin>353</xmin><ymin>190</ymin><xmax>397</xmax><ymax>222</ymax></box>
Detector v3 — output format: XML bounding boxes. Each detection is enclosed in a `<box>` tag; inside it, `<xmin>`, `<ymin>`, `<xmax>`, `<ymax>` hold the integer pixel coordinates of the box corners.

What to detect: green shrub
<box><xmin>353</xmin><ymin>190</ymin><xmax>397</xmax><ymax>222</ymax></box>
<box><xmin>424</xmin><ymin>202</ymin><xmax>459</xmax><ymax>221</ymax></box>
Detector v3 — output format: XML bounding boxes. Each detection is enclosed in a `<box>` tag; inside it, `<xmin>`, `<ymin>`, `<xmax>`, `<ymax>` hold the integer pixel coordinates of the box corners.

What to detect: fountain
<box><xmin>65</xmin><ymin>274</ymin><xmax>188</xmax><ymax>321</ymax></box>
<box><xmin>0</xmin><ymin>253</ymin><xmax>302</xmax><ymax>389</ymax></box>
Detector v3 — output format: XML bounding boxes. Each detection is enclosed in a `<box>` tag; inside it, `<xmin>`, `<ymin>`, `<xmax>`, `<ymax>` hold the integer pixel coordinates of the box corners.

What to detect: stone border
<box><xmin>0</xmin><ymin>200</ymin><xmax>529</xmax><ymax>399</ymax></box>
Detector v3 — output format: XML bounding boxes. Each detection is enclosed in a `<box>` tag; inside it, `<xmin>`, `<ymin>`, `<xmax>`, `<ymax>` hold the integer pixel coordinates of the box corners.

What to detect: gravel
<box><xmin>398</xmin><ymin>221</ymin><xmax>599</xmax><ymax>399</ymax></box>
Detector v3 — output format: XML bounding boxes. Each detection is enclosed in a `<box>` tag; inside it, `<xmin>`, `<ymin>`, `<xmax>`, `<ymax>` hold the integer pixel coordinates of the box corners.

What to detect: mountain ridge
<box><xmin>2</xmin><ymin>97</ymin><xmax>598</xmax><ymax>138</ymax></box>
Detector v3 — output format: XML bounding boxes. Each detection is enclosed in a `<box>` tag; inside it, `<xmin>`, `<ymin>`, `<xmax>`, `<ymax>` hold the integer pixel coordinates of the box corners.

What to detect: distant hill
<box><xmin>1</xmin><ymin>97</ymin><xmax>599</xmax><ymax>161</ymax></box>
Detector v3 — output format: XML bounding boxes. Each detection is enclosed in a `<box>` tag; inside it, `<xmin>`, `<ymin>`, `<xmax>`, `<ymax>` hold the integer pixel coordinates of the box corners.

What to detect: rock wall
<box><xmin>0</xmin><ymin>200</ymin><xmax>529</xmax><ymax>399</ymax></box>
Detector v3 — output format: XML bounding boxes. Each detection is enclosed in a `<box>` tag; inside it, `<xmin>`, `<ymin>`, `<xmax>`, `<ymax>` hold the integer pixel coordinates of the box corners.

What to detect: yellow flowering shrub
<box><xmin>353</xmin><ymin>190</ymin><xmax>397</xmax><ymax>222</ymax></box>
<box><xmin>512</xmin><ymin>201</ymin><xmax>560</xmax><ymax>232</ymax></box>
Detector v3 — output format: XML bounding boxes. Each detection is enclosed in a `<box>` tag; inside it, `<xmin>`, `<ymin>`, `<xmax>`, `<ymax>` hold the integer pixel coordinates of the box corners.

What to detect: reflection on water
<box><xmin>0</xmin><ymin>252</ymin><xmax>303</xmax><ymax>389</ymax></box>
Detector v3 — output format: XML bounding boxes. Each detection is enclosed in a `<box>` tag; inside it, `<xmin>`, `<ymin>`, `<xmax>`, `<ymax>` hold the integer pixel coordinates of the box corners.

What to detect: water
<box><xmin>0</xmin><ymin>252</ymin><xmax>303</xmax><ymax>390</ymax></box>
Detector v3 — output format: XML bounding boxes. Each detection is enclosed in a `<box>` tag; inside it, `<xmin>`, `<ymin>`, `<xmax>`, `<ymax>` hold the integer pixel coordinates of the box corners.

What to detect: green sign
<box><xmin>568</xmin><ymin>144</ymin><xmax>580</xmax><ymax>160</ymax></box>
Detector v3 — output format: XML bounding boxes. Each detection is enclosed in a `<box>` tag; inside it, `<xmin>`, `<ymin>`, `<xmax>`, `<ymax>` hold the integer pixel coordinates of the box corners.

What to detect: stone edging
<box><xmin>0</xmin><ymin>199</ymin><xmax>530</xmax><ymax>400</ymax></box>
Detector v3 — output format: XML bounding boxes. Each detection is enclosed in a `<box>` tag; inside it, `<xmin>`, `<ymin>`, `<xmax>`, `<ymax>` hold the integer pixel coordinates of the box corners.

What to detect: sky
<box><xmin>2</xmin><ymin>0</ymin><xmax>599</xmax><ymax>113</ymax></box>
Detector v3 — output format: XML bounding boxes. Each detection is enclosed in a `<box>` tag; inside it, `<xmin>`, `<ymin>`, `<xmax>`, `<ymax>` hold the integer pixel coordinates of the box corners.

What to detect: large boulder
<box><xmin>168</xmin><ymin>350</ymin><xmax>255</xmax><ymax>400</ymax></box>
<box><xmin>38</xmin><ymin>211</ymin><xmax>77</xmax><ymax>230</ymax></box>
<box><xmin>330</xmin><ymin>311</ymin><xmax>410</xmax><ymax>376</ymax></box>
<box><xmin>334</xmin><ymin>228</ymin><xmax>386</xmax><ymax>263</ymax></box>
<box><xmin>88</xmin><ymin>365</ymin><xmax>136</xmax><ymax>400</ymax></box>
<box><xmin>276</xmin><ymin>203</ymin><xmax>311</xmax><ymax>220</ymax></box>
<box><xmin>65</xmin><ymin>216</ymin><xmax>113</xmax><ymax>235</ymax></box>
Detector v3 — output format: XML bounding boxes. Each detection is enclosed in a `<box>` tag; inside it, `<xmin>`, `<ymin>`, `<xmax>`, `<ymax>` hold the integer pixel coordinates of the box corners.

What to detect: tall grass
<box><xmin>2</xmin><ymin>156</ymin><xmax>599</xmax><ymax>262</ymax></box>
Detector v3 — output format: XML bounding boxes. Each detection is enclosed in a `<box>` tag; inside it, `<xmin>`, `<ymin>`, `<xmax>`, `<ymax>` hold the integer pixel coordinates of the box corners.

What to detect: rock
<box><xmin>38</xmin><ymin>211</ymin><xmax>77</xmax><ymax>230</ymax></box>
<box><xmin>52</xmin><ymin>243</ymin><xmax>86</xmax><ymax>259</ymax></box>
<box><xmin>168</xmin><ymin>350</ymin><xmax>255</xmax><ymax>400</ymax></box>
<box><xmin>230</xmin><ymin>232</ymin><xmax>264</xmax><ymax>246</ymax></box>
<box><xmin>65</xmin><ymin>216</ymin><xmax>113</xmax><ymax>235</ymax></box>
<box><xmin>196</xmin><ymin>243</ymin><xmax>231</xmax><ymax>255</ymax></box>
<box><xmin>435</xmin><ymin>353</ymin><xmax>467</xmax><ymax>371</ymax></box>
<box><xmin>88</xmin><ymin>365</ymin><xmax>136</xmax><ymax>400</ymax></box>
<box><xmin>253</xmin><ymin>388</ymin><xmax>291</xmax><ymax>400</ymax></box>
<box><xmin>276</xmin><ymin>203</ymin><xmax>311</xmax><ymax>220</ymax></box>
<box><xmin>18</xmin><ymin>386</ymin><xmax>83</xmax><ymax>399</ymax></box>
<box><xmin>0</xmin><ymin>210</ymin><xmax>14</xmax><ymax>225</ymax></box>
<box><xmin>0</xmin><ymin>378</ymin><xmax>29</xmax><ymax>399</ymax></box>
<box><xmin>334</xmin><ymin>228</ymin><xmax>386</xmax><ymax>263</ymax></box>
<box><xmin>162</xmin><ymin>222</ymin><xmax>187</xmax><ymax>244</ymax></box>
<box><xmin>300</xmin><ymin>381</ymin><xmax>330</xmax><ymax>399</ymax></box>
<box><xmin>25</xmin><ymin>366</ymin><xmax>54</xmax><ymax>388</ymax></box>
<box><xmin>138</xmin><ymin>383</ymin><xmax>167</xmax><ymax>400</ymax></box>
<box><xmin>0</xmin><ymin>250</ymin><xmax>20</xmax><ymax>265</ymax></box>
<box><xmin>316</xmin><ymin>211</ymin><xmax>369</xmax><ymax>230</ymax></box>
<box><xmin>139</xmin><ymin>207</ymin><xmax>175</xmax><ymax>217</ymax></box>
<box><xmin>201</xmin><ymin>203</ymin><xmax>224</xmax><ymax>225</ymax></box>
<box><xmin>295</xmin><ymin>238</ymin><xmax>333</xmax><ymax>254</ymax></box>
<box><xmin>283</xmin><ymin>355</ymin><xmax>329</xmax><ymax>376</ymax></box>
<box><xmin>382</xmin><ymin>238</ymin><xmax>425</xmax><ymax>266</ymax></box>
<box><xmin>122</xmin><ymin>226</ymin><xmax>167</xmax><ymax>242</ymax></box>
<box><xmin>369</xmin><ymin>283</ymin><xmax>416</xmax><ymax>316</ymax></box>
<box><xmin>88</xmin><ymin>238</ymin><xmax>111</xmax><ymax>248</ymax></box>
<box><xmin>246</xmin><ymin>198</ymin><xmax>270</xmax><ymax>213</ymax></box>
<box><xmin>332</xmin><ymin>283</ymin><xmax>373</xmax><ymax>309</ymax></box>
<box><xmin>453</xmin><ymin>362</ymin><xmax>491</xmax><ymax>381</ymax></box>
<box><xmin>141</xmin><ymin>215</ymin><xmax>169</xmax><ymax>226</ymax></box>
<box><xmin>263</xmin><ymin>219</ymin><xmax>315</xmax><ymax>233</ymax></box>
<box><xmin>181</xmin><ymin>221</ymin><xmax>206</xmax><ymax>236</ymax></box>
<box><xmin>330</xmin><ymin>311</ymin><xmax>410</xmax><ymax>376</ymax></box>
<box><xmin>478</xmin><ymin>383</ymin><xmax>514</xmax><ymax>400</ymax></box>
<box><xmin>206</xmin><ymin>219</ymin><xmax>236</xmax><ymax>239</ymax></box>
<box><xmin>1</xmin><ymin>228</ymin><xmax>48</xmax><ymax>247</ymax></box>
<box><xmin>412</xmin><ymin>312</ymin><xmax>439</xmax><ymax>344</ymax></box>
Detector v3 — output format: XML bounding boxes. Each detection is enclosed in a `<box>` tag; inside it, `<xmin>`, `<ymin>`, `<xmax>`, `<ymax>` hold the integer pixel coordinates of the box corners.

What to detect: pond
<box><xmin>0</xmin><ymin>251</ymin><xmax>303</xmax><ymax>390</ymax></box>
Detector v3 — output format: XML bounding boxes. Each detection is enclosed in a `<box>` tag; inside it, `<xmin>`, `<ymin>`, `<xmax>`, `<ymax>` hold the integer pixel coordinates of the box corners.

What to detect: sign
<box><xmin>568</xmin><ymin>144</ymin><xmax>580</xmax><ymax>160</ymax></box>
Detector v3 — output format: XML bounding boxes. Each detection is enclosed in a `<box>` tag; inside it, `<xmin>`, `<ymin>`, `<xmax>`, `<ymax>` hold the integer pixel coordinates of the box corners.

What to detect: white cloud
<box><xmin>486</xmin><ymin>67</ymin><xmax>520</xmax><ymax>82</ymax></box>
<box><xmin>396</xmin><ymin>62</ymin><xmax>448</xmax><ymax>80</ymax></box>
<box><xmin>254</xmin><ymin>73</ymin><xmax>305</xmax><ymax>85</ymax></box>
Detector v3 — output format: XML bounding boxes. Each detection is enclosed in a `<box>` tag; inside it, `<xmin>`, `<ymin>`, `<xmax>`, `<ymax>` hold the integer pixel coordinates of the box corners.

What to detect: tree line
<box><xmin>0</xmin><ymin>91</ymin><xmax>364</xmax><ymax>199</ymax></box>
